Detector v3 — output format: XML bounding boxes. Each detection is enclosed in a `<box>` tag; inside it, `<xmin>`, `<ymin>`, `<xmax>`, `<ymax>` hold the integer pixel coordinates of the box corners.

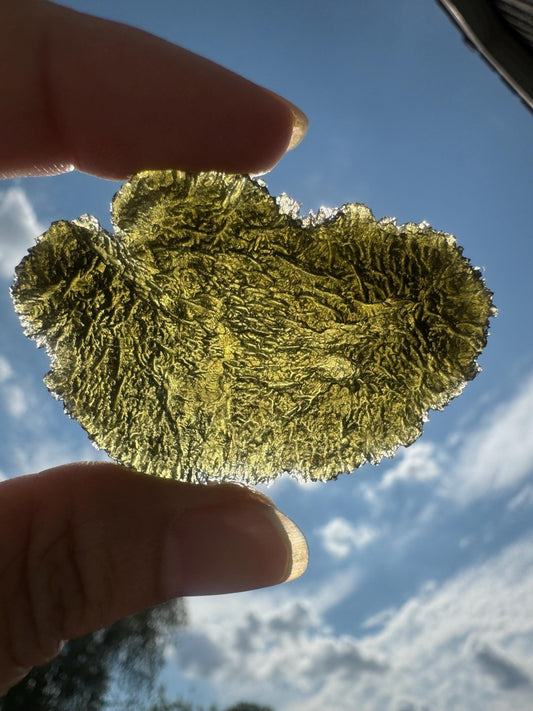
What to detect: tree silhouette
<box><xmin>224</xmin><ymin>704</ymin><xmax>274</xmax><ymax>711</ymax></box>
<box><xmin>145</xmin><ymin>689</ymin><xmax>274</xmax><ymax>711</ymax></box>
<box><xmin>0</xmin><ymin>599</ymin><xmax>186</xmax><ymax>711</ymax></box>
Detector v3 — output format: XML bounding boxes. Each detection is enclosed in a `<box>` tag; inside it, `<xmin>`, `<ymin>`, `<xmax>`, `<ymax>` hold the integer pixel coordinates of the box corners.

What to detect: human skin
<box><xmin>0</xmin><ymin>0</ymin><xmax>308</xmax><ymax>694</ymax></box>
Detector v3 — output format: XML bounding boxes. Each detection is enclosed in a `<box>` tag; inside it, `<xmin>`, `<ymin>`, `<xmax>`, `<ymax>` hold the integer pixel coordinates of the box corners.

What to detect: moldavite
<box><xmin>11</xmin><ymin>170</ymin><xmax>495</xmax><ymax>483</ymax></box>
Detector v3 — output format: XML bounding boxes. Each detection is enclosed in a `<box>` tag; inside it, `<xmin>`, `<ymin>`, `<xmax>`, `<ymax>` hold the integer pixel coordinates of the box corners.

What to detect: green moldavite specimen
<box><xmin>11</xmin><ymin>170</ymin><xmax>495</xmax><ymax>483</ymax></box>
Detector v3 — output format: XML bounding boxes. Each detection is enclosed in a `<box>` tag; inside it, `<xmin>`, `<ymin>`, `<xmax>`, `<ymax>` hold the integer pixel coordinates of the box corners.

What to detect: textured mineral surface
<box><xmin>11</xmin><ymin>170</ymin><xmax>495</xmax><ymax>483</ymax></box>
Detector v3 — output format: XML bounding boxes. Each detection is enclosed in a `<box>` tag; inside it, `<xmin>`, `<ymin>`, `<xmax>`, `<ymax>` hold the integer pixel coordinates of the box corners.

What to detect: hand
<box><xmin>0</xmin><ymin>0</ymin><xmax>308</xmax><ymax>694</ymax></box>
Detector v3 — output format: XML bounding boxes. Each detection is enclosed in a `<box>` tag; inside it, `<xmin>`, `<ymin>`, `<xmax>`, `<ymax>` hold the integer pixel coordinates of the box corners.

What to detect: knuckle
<box><xmin>11</xmin><ymin>510</ymin><xmax>112</xmax><ymax>668</ymax></box>
<box><xmin>0</xmin><ymin>594</ymin><xmax>33</xmax><ymax>691</ymax></box>
<box><xmin>33</xmin><ymin>522</ymin><xmax>90</xmax><ymax>641</ymax></box>
<box><xmin>0</xmin><ymin>544</ymin><xmax>59</xmax><ymax>676</ymax></box>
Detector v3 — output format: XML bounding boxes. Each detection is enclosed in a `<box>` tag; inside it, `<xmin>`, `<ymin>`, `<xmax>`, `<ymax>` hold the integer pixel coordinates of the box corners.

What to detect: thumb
<box><xmin>2</xmin><ymin>0</ymin><xmax>307</xmax><ymax>179</ymax></box>
<box><xmin>0</xmin><ymin>462</ymin><xmax>307</xmax><ymax>693</ymax></box>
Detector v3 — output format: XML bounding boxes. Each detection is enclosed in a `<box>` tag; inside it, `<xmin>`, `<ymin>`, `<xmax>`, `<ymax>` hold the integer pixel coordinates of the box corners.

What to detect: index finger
<box><xmin>1</xmin><ymin>0</ymin><xmax>307</xmax><ymax>179</ymax></box>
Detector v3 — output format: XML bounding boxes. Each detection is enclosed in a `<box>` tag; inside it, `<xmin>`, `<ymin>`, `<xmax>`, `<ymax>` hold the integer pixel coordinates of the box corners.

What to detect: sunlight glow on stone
<box><xmin>11</xmin><ymin>170</ymin><xmax>495</xmax><ymax>483</ymax></box>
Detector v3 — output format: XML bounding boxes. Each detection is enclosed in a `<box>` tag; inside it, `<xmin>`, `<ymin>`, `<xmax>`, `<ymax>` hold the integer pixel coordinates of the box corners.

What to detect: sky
<box><xmin>1</xmin><ymin>1</ymin><xmax>533</xmax><ymax>710</ymax></box>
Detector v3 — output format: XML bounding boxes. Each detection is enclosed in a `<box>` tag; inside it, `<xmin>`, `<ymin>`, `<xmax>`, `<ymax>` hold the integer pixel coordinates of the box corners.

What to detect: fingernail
<box><xmin>265</xmin><ymin>89</ymin><xmax>308</xmax><ymax>153</ymax></box>
<box><xmin>163</xmin><ymin>501</ymin><xmax>308</xmax><ymax>597</ymax></box>
<box><xmin>285</xmin><ymin>100</ymin><xmax>309</xmax><ymax>151</ymax></box>
<box><xmin>272</xmin><ymin>509</ymin><xmax>309</xmax><ymax>582</ymax></box>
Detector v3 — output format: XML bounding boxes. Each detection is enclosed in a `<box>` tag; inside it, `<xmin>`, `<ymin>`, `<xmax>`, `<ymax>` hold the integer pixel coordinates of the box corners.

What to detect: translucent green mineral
<box><xmin>11</xmin><ymin>170</ymin><xmax>495</xmax><ymax>483</ymax></box>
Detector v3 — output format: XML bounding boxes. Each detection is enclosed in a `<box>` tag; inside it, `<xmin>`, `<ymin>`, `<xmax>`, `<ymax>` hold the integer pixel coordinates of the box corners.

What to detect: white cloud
<box><xmin>0</xmin><ymin>187</ymin><xmax>43</xmax><ymax>279</ymax></box>
<box><xmin>317</xmin><ymin>517</ymin><xmax>380</xmax><ymax>559</ymax></box>
<box><xmin>9</xmin><ymin>439</ymin><xmax>109</xmax><ymax>476</ymax></box>
<box><xmin>0</xmin><ymin>350</ymin><xmax>109</xmax><ymax>475</ymax></box>
<box><xmin>310</xmin><ymin>569</ymin><xmax>361</xmax><ymax>614</ymax></box>
<box><xmin>259</xmin><ymin>471</ymin><xmax>327</xmax><ymax>497</ymax></box>
<box><xmin>350</xmin><ymin>534</ymin><xmax>533</xmax><ymax>711</ymax></box>
<box><xmin>380</xmin><ymin>441</ymin><xmax>441</xmax><ymax>489</ymax></box>
<box><xmin>353</xmin><ymin>371</ymin><xmax>533</xmax><ymax>512</ymax></box>
<box><xmin>469</xmin><ymin>639</ymin><xmax>532</xmax><ymax>691</ymax></box>
<box><xmin>0</xmin><ymin>354</ymin><xmax>29</xmax><ymax>419</ymax></box>
<box><xmin>507</xmin><ymin>484</ymin><xmax>533</xmax><ymax>512</ymax></box>
<box><xmin>362</xmin><ymin>606</ymin><xmax>397</xmax><ymax>630</ymax></box>
<box><xmin>2</xmin><ymin>383</ymin><xmax>28</xmax><ymax>418</ymax></box>
<box><xmin>392</xmin><ymin>701</ymin><xmax>430</xmax><ymax>711</ymax></box>
<box><xmin>172</xmin><ymin>572</ymin><xmax>370</xmax><ymax>708</ymax></box>
<box><xmin>182</xmin><ymin>569</ymin><xmax>358</xmax><ymax>635</ymax></box>
<box><xmin>173</xmin><ymin>535</ymin><xmax>533</xmax><ymax>711</ymax></box>
<box><xmin>0</xmin><ymin>355</ymin><xmax>13</xmax><ymax>383</ymax></box>
<box><xmin>441</xmin><ymin>372</ymin><xmax>533</xmax><ymax>504</ymax></box>
<box><xmin>359</xmin><ymin>370</ymin><xmax>533</xmax><ymax>511</ymax></box>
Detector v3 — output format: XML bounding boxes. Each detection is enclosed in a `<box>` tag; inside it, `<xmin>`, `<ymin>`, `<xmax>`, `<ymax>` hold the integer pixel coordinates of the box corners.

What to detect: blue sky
<box><xmin>1</xmin><ymin>1</ymin><xmax>533</xmax><ymax>709</ymax></box>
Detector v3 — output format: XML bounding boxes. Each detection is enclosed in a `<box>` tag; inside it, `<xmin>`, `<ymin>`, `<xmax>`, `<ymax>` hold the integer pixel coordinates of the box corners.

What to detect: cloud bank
<box><xmin>177</xmin><ymin>535</ymin><xmax>533</xmax><ymax>711</ymax></box>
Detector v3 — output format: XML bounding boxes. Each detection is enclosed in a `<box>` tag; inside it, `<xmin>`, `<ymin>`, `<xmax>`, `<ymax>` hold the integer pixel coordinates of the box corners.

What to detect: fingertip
<box><xmin>0</xmin><ymin>462</ymin><xmax>308</xmax><ymax>693</ymax></box>
<box><xmin>273</xmin><ymin>509</ymin><xmax>309</xmax><ymax>582</ymax></box>
<box><xmin>28</xmin><ymin>2</ymin><xmax>305</xmax><ymax>178</ymax></box>
<box><xmin>164</xmin><ymin>497</ymin><xmax>307</xmax><ymax>597</ymax></box>
<box><xmin>276</xmin><ymin>97</ymin><xmax>309</xmax><ymax>152</ymax></box>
